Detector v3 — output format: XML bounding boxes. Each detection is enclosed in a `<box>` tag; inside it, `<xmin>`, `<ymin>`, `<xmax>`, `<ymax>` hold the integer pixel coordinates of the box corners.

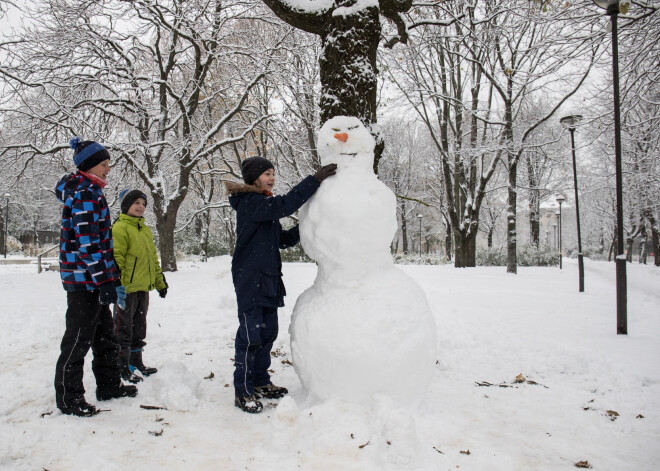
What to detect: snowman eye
<box><xmin>348</xmin><ymin>125</ymin><xmax>358</xmax><ymax>130</ymax></box>
<box><xmin>331</xmin><ymin>128</ymin><xmax>341</xmax><ymax>132</ymax></box>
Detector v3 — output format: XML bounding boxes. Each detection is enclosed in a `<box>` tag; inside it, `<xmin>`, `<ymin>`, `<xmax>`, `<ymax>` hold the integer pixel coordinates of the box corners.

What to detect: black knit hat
<box><xmin>119</xmin><ymin>188</ymin><xmax>148</xmax><ymax>215</ymax></box>
<box><xmin>241</xmin><ymin>157</ymin><xmax>274</xmax><ymax>185</ymax></box>
<box><xmin>69</xmin><ymin>137</ymin><xmax>111</xmax><ymax>172</ymax></box>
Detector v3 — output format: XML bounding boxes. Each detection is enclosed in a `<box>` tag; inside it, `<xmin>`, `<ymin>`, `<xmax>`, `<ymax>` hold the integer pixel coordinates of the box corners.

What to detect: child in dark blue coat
<box><xmin>226</xmin><ymin>157</ymin><xmax>336</xmax><ymax>413</ymax></box>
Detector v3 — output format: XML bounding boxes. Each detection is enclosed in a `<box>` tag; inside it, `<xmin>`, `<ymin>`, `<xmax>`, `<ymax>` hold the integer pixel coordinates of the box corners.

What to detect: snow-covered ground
<box><xmin>0</xmin><ymin>257</ymin><xmax>658</xmax><ymax>470</ymax></box>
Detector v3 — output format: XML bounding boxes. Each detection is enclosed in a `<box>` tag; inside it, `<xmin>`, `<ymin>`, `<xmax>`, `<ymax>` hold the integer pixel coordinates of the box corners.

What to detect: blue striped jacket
<box><xmin>55</xmin><ymin>172</ymin><xmax>119</xmax><ymax>291</ymax></box>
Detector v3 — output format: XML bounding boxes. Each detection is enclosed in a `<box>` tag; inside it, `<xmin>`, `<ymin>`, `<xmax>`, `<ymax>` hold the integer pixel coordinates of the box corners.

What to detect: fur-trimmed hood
<box><xmin>224</xmin><ymin>181</ymin><xmax>261</xmax><ymax>196</ymax></box>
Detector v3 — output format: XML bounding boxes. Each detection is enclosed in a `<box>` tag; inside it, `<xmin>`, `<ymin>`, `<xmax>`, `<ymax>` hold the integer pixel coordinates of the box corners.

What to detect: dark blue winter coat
<box><xmin>55</xmin><ymin>172</ymin><xmax>120</xmax><ymax>291</ymax></box>
<box><xmin>226</xmin><ymin>176</ymin><xmax>320</xmax><ymax>312</ymax></box>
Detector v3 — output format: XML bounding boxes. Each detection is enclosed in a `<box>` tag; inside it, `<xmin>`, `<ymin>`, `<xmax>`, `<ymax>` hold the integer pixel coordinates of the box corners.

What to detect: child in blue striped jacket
<box><xmin>53</xmin><ymin>137</ymin><xmax>137</xmax><ymax>417</ymax></box>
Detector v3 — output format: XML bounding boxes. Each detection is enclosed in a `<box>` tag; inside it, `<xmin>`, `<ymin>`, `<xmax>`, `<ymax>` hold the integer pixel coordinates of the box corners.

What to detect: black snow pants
<box><xmin>113</xmin><ymin>291</ymin><xmax>149</xmax><ymax>359</ymax></box>
<box><xmin>54</xmin><ymin>290</ymin><xmax>122</xmax><ymax>409</ymax></box>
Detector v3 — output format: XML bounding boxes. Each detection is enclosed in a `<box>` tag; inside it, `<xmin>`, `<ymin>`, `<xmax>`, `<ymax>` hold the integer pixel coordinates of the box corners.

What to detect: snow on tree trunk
<box><xmin>261</xmin><ymin>0</ymin><xmax>416</xmax><ymax>173</ymax></box>
<box><xmin>318</xmin><ymin>6</ymin><xmax>382</xmax><ymax>172</ymax></box>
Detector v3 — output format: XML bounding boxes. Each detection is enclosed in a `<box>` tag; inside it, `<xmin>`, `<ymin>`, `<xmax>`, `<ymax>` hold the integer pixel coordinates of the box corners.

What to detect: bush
<box><xmin>517</xmin><ymin>244</ymin><xmax>559</xmax><ymax>266</ymax></box>
<box><xmin>392</xmin><ymin>252</ymin><xmax>448</xmax><ymax>265</ymax></box>
<box><xmin>476</xmin><ymin>247</ymin><xmax>507</xmax><ymax>266</ymax></box>
<box><xmin>476</xmin><ymin>245</ymin><xmax>558</xmax><ymax>266</ymax></box>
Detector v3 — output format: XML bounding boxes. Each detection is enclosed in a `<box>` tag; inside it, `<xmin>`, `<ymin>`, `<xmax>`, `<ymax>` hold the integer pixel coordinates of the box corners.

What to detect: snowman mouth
<box><xmin>340</xmin><ymin>153</ymin><xmax>357</xmax><ymax>157</ymax></box>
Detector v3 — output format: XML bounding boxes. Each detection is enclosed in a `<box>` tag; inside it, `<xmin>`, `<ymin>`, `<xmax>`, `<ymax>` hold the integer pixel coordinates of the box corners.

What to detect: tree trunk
<box><xmin>400</xmin><ymin>199</ymin><xmax>408</xmax><ymax>254</ymax></box>
<box><xmin>639</xmin><ymin>231</ymin><xmax>647</xmax><ymax>264</ymax></box>
<box><xmin>454</xmin><ymin>231</ymin><xmax>476</xmax><ymax>268</ymax></box>
<box><xmin>154</xmin><ymin>199</ymin><xmax>181</xmax><ymax>272</ymax></box>
<box><xmin>445</xmin><ymin>222</ymin><xmax>452</xmax><ymax>261</ymax></box>
<box><xmin>261</xmin><ymin>0</ymin><xmax>405</xmax><ymax>172</ymax></box>
<box><xmin>0</xmin><ymin>208</ymin><xmax>5</xmax><ymax>256</ymax></box>
<box><xmin>319</xmin><ymin>8</ymin><xmax>382</xmax><ymax>171</ymax></box>
<box><xmin>529</xmin><ymin>197</ymin><xmax>540</xmax><ymax>247</ymax></box>
<box><xmin>626</xmin><ymin>236</ymin><xmax>634</xmax><ymax>263</ymax></box>
<box><xmin>506</xmin><ymin>160</ymin><xmax>518</xmax><ymax>274</ymax></box>
<box><xmin>526</xmin><ymin>154</ymin><xmax>540</xmax><ymax>246</ymax></box>
<box><xmin>200</xmin><ymin>209</ymin><xmax>211</xmax><ymax>263</ymax></box>
<box><xmin>650</xmin><ymin>215</ymin><xmax>660</xmax><ymax>267</ymax></box>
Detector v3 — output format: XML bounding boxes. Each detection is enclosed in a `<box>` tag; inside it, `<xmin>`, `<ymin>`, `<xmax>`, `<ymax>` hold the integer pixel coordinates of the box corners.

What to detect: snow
<box><xmin>332</xmin><ymin>0</ymin><xmax>378</xmax><ymax>17</ymax></box>
<box><xmin>278</xmin><ymin>0</ymin><xmax>334</xmax><ymax>14</ymax></box>
<box><xmin>2</xmin><ymin>260</ymin><xmax>659</xmax><ymax>469</ymax></box>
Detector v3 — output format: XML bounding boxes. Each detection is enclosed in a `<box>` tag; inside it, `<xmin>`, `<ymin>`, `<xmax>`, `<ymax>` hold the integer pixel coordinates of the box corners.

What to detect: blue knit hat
<box><xmin>69</xmin><ymin>137</ymin><xmax>111</xmax><ymax>172</ymax></box>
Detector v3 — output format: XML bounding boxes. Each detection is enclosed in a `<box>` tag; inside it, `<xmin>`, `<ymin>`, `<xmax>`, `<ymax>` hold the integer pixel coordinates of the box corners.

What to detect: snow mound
<box><xmin>149</xmin><ymin>362</ymin><xmax>201</xmax><ymax>411</ymax></box>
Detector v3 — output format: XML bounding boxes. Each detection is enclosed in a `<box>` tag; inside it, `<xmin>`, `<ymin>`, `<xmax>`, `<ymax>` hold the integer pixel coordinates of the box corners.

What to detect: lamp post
<box><xmin>556</xmin><ymin>195</ymin><xmax>565</xmax><ymax>269</ymax></box>
<box><xmin>594</xmin><ymin>0</ymin><xmax>627</xmax><ymax>334</ymax></box>
<box><xmin>560</xmin><ymin>115</ymin><xmax>585</xmax><ymax>292</ymax></box>
<box><xmin>553</xmin><ymin>223</ymin><xmax>557</xmax><ymax>249</ymax></box>
<box><xmin>4</xmin><ymin>193</ymin><xmax>10</xmax><ymax>259</ymax></box>
<box><xmin>417</xmin><ymin>214</ymin><xmax>423</xmax><ymax>255</ymax></box>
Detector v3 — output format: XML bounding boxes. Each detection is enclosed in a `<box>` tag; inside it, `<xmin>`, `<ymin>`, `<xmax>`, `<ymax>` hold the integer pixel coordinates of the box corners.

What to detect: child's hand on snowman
<box><xmin>314</xmin><ymin>163</ymin><xmax>337</xmax><ymax>182</ymax></box>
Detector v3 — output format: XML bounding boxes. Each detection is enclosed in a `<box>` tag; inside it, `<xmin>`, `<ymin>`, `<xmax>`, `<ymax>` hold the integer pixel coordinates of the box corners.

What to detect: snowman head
<box><xmin>318</xmin><ymin>116</ymin><xmax>374</xmax><ymax>172</ymax></box>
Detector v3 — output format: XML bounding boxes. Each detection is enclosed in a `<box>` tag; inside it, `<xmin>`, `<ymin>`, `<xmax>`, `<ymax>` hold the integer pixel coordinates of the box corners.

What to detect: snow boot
<box><xmin>235</xmin><ymin>395</ymin><xmax>263</xmax><ymax>414</ymax></box>
<box><xmin>120</xmin><ymin>352</ymin><xmax>143</xmax><ymax>383</ymax></box>
<box><xmin>96</xmin><ymin>383</ymin><xmax>138</xmax><ymax>401</ymax></box>
<box><xmin>130</xmin><ymin>349</ymin><xmax>158</xmax><ymax>376</ymax></box>
<box><xmin>254</xmin><ymin>383</ymin><xmax>288</xmax><ymax>399</ymax></box>
<box><xmin>58</xmin><ymin>398</ymin><xmax>99</xmax><ymax>417</ymax></box>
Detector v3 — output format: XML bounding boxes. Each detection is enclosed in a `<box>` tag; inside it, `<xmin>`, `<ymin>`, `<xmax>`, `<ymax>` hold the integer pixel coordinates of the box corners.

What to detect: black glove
<box><xmin>314</xmin><ymin>163</ymin><xmax>338</xmax><ymax>182</ymax></box>
<box><xmin>99</xmin><ymin>283</ymin><xmax>118</xmax><ymax>305</ymax></box>
<box><xmin>158</xmin><ymin>274</ymin><xmax>168</xmax><ymax>298</ymax></box>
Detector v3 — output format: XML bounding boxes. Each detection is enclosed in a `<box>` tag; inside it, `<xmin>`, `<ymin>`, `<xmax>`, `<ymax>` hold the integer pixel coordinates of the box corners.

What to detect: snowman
<box><xmin>290</xmin><ymin>116</ymin><xmax>437</xmax><ymax>409</ymax></box>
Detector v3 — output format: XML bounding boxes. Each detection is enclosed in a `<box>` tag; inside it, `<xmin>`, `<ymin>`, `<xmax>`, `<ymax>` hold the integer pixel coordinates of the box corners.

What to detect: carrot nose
<box><xmin>334</xmin><ymin>132</ymin><xmax>348</xmax><ymax>142</ymax></box>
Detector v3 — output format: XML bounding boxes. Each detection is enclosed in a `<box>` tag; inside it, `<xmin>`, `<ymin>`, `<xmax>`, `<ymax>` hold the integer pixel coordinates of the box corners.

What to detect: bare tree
<box><xmin>384</xmin><ymin>2</ymin><xmax>502</xmax><ymax>267</ymax></box>
<box><xmin>465</xmin><ymin>0</ymin><xmax>598</xmax><ymax>273</ymax></box>
<box><xmin>0</xmin><ymin>0</ymin><xmax>278</xmax><ymax>271</ymax></box>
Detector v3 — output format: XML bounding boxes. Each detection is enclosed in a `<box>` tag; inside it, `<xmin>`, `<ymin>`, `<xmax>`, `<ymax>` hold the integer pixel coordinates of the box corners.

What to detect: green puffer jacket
<box><xmin>112</xmin><ymin>214</ymin><xmax>167</xmax><ymax>294</ymax></box>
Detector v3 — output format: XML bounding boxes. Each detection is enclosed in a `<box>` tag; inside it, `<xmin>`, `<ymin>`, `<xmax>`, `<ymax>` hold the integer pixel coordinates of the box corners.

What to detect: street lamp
<box><xmin>553</xmin><ymin>223</ymin><xmax>557</xmax><ymax>249</ymax></box>
<box><xmin>4</xmin><ymin>193</ymin><xmax>10</xmax><ymax>259</ymax></box>
<box><xmin>594</xmin><ymin>0</ymin><xmax>627</xmax><ymax>334</ymax></box>
<box><xmin>560</xmin><ymin>114</ymin><xmax>585</xmax><ymax>292</ymax></box>
<box><xmin>417</xmin><ymin>214</ymin><xmax>423</xmax><ymax>255</ymax></box>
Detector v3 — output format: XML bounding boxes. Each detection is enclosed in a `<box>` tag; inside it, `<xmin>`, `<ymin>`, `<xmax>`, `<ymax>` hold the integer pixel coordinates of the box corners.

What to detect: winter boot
<box><xmin>96</xmin><ymin>383</ymin><xmax>138</xmax><ymax>401</ymax></box>
<box><xmin>130</xmin><ymin>349</ymin><xmax>158</xmax><ymax>376</ymax></box>
<box><xmin>254</xmin><ymin>383</ymin><xmax>288</xmax><ymax>399</ymax></box>
<box><xmin>120</xmin><ymin>352</ymin><xmax>143</xmax><ymax>383</ymax></box>
<box><xmin>58</xmin><ymin>398</ymin><xmax>99</xmax><ymax>417</ymax></box>
<box><xmin>235</xmin><ymin>395</ymin><xmax>263</xmax><ymax>414</ymax></box>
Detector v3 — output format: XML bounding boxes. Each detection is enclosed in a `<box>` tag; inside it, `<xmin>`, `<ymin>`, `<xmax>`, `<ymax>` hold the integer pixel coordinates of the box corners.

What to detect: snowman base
<box><xmin>290</xmin><ymin>267</ymin><xmax>437</xmax><ymax>410</ymax></box>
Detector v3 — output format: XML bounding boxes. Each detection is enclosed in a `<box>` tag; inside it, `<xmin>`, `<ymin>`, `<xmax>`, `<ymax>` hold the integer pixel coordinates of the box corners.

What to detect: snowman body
<box><xmin>290</xmin><ymin>116</ymin><xmax>437</xmax><ymax>409</ymax></box>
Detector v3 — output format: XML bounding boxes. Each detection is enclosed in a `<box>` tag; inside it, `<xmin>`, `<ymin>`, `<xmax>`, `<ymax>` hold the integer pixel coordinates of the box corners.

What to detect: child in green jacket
<box><xmin>112</xmin><ymin>189</ymin><xmax>168</xmax><ymax>382</ymax></box>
